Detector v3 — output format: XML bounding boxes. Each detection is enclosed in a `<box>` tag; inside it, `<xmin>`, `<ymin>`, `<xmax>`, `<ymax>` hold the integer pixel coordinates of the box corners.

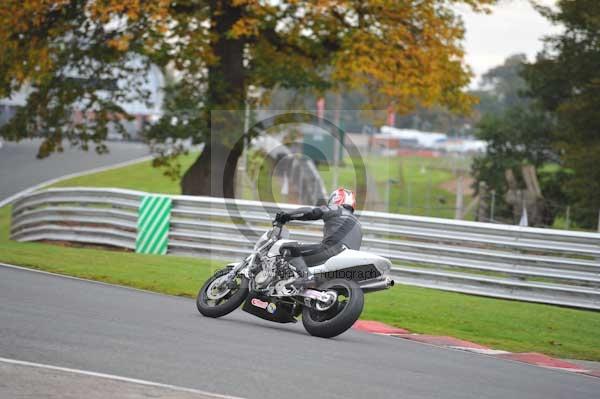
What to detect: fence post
<box><xmin>426</xmin><ymin>174</ymin><xmax>432</xmax><ymax>216</ymax></box>
<box><xmin>597</xmin><ymin>209</ymin><xmax>600</xmax><ymax>233</ymax></box>
<box><xmin>406</xmin><ymin>182</ymin><xmax>412</xmax><ymax>215</ymax></box>
<box><xmin>565</xmin><ymin>206</ymin><xmax>571</xmax><ymax>230</ymax></box>
<box><xmin>385</xmin><ymin>178</ymin><xmax>391</xmax><ymax>211</ymax></box>
<box><xmin>476</xmin><ymin>181</ymin><xmax>488</xmax><ymax>222</ymax></box>
<box><xmin>298</xmin><ymin>162</ymin><xmax>304</xmax><ymax>203</ymax></box>
<box><xmin>490</xmin><ymin>190</ymin><xmax>496</xmax><ymax>222</ymax></box>
<box><xmin>455</xmin><ymin>175</ymin><xmax>464</xmax><ymax>220</ymax></box>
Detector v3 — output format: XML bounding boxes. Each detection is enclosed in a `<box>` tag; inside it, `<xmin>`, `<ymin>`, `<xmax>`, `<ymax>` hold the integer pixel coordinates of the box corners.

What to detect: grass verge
<box><xmin>50</xmin><ymin>153</ymin><xmax>198</xmax><ymax>194</ymax></box>
<box><xmin>318</xmin><ymin>156</ymin><xmax>471</xmax><ymax>219</ymax></box>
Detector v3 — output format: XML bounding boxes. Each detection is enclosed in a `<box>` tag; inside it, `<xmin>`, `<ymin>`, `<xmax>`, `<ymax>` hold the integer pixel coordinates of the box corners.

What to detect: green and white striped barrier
<box><xmin>136</xmin><ymin>195</ymin><xmax>172</xmax><ymax>255</ymax></box>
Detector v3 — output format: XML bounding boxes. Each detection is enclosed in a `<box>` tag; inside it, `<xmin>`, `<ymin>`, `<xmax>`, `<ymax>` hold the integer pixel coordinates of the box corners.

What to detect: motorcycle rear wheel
<box><xmin>196</xmin><ymin>267</ymin><xmax>249</xmax><ymax>318</ymax></box>
<box><xmin>302</xmin><ymin>278</ymin><xmax>364</xmax><ymax>338</ymax></box>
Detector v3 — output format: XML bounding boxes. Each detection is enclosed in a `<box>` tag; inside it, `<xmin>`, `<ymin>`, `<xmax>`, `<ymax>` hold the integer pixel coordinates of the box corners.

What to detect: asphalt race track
<box><xmin>0</xmin><ymin>139</ymin><xmax>149</xmax><ymax>202</ymax></box>
<box><xmin>0</xmin><ymin>265</ymin><xmax>597</xmax><ymax>399</ymax></box>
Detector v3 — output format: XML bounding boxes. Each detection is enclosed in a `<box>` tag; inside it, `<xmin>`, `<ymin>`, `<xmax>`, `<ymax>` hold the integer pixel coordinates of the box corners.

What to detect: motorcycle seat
<box><xmin>290</xmin><ymin>243</ymin><xmax>345</xmax><ymax>268</ymax></box>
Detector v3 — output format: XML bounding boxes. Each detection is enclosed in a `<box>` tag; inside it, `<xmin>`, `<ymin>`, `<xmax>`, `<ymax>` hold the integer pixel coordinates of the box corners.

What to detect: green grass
<box><xmin>50</xmin><ymin>153</ymin><xmax>199</xmax><ymax>194</ymax></box>
<box><xmin>363</xmin><ymin>287</ymin><xmax>600</xmax><ymax>360</ymax></box>
<box><xmin>0</xmin><ymin>206</ymin><xmax>219</xmax><ymax>296</ymax></box>
<box><xmin>2</xmin><ymin>156</ymin><xmax>600</xmax><ymax>361</ymax></box>
<box><xmin>318</xmin><ymin>156</ymin><xmax>470</xmax><ymax>219</ymax></box>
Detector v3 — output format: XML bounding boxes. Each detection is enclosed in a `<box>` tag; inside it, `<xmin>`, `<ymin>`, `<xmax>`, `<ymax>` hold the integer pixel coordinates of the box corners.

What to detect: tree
<box><xmin>522</xmin><ymin>0</ymin><xmax>600</xmax><ymax>228</ymax></box>
<box><xmin>470</xmin><ymin>53</ymin><xmax>529</xmax><ymax>120</ymax></box>
<box><xmin>471</xmin><ymin>106</ymin><xmax>562</xmax><ymax>224</ymax></box>
<box><xmin>388</xmin><ymin>53</ymin><xmax>530</xmax><ymax>135</ymax></box>
<box><xmin>469</xmin><ymin>53</ymin><xmax>572</xmax><ymax>226</ymax></box>
<box><xmin>0</xmin><ymin>0</ymin><xmax>167</xmax><ymax>155</ymax></box>
<box><xmin>480</xmin><ymin>53</ymin><xmax>528</xmax><ymax>107</ymax></box>
<box><xmin>0</xmin><ymin>0</ymin><xmax>495</xmax><ymax>197</ymax></box>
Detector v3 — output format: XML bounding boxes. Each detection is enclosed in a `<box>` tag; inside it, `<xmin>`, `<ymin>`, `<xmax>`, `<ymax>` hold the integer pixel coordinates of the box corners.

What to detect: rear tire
<box><xmin>302</xmin><ymin>279</ymin><xmax>364</xmax><ymax>338</ymax></box>
<box><xmin>196</xmin><ymin>268</ymin><xmax>249</xmax><ymax>318</ymax></box>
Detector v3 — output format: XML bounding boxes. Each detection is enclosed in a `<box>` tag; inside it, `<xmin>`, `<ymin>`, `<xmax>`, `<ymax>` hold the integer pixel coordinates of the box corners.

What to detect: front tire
<box><xmin>196</xmin><ymin>267</ymin><xmax>249</xmax><ymax>318</ymax></box>
<box><xmin>302</xmin><ymin>278</ymin><xmax>364</xmax><ymax>338</ymax></box>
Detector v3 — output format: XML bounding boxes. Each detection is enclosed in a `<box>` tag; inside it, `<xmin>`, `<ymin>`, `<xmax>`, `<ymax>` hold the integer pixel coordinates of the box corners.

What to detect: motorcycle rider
<box><xmin>275</xmin><ymin>188</ymin><xmax>362</xmax><ymax>288</ymax></box>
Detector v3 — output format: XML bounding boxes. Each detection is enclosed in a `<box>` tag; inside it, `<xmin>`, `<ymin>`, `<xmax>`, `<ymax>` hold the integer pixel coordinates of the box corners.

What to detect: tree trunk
<box><xmin>181</xmin><ymin>146</ymin><xmax>212</xmax><ymax>197</ymax></box>
<box><xmin>181</xmin><ymin>141</ymin><xmax>243</xmax><ymax>198</ymax></box>
<box><xmin>181</xmin><ymin>0</ymin><xmax>246</xmax><ymax>197</ymax></box>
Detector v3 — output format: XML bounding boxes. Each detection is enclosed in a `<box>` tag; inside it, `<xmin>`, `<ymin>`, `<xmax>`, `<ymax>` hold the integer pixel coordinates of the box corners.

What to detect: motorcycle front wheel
<box><xmin>302</xmin><ymin>278</ymin><xmax>364</xmax><ymax>338</ymax></box>
<box><xmin>196</xmin><ymin>267</ymin><xmax>249</xmax><ymax>318</ymax></box>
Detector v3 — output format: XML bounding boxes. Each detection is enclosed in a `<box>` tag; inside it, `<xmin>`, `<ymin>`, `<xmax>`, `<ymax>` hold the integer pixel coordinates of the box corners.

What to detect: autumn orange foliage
<box><xmin>0</xmin><ymin>0</ymin><xmax>496</xmax><ymax>195</ymax></box>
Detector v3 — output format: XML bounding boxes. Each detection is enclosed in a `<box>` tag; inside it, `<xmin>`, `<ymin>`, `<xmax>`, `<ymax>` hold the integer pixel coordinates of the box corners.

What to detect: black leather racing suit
<box><xmin>282</xmin><ymin>204</ymin><xmax>362</xmax><ymax>277</ymax></box>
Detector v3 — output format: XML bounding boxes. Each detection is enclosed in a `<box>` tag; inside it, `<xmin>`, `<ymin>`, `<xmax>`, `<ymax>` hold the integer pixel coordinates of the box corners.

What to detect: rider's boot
<box><xmin>287</xmin><ymin>259</ymin><xmax>317</xmax><ymax>290</ymax></box>
<box><xmin>289</xmin><ymin>275</ymin><xmax>317</xmax><ymax>290</ymax></box>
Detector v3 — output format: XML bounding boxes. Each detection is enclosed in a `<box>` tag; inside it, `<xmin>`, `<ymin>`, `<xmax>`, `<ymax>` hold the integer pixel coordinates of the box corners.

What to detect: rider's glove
<box><xmin>275</xmin><ymin>211</ymin><xmax>291</xmax><ymax>223</ymax></box>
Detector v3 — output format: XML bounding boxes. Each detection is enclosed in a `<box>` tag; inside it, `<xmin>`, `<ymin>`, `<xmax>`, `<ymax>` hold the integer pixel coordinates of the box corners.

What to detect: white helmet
<box><xmin>328</xmin><ymin>188</ymin><xmax>356</xmax><ymax>212</ymax></box>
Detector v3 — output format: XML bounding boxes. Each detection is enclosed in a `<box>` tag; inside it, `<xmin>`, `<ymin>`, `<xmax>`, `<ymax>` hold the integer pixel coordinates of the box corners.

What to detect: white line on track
<box><xmin>0</xmin><ymin>154</ymin><xmax>153</xmax><ymax>208</ymax></box>
<box><xmin>0</xmin><ymin>356</ymin><xmax>244</xmax><ymax>399</ymax></box>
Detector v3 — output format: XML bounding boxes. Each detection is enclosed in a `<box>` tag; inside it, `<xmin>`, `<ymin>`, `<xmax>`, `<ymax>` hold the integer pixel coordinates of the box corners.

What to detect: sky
<box><xmin>459</xmin><ymin>0</ymin><xmax>562</xmax><ymax>88</ymax></box>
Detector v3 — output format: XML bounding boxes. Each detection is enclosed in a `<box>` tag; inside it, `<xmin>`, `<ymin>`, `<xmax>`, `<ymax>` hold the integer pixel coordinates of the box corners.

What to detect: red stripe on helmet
<box><xmin>337</xmin><ymin>188</ymin><xmax>346</xmax><ymax>205</ymax></box>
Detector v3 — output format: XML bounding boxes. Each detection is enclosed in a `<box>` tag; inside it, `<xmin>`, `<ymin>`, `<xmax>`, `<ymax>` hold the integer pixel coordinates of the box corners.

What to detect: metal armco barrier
<box><xmin>9</xmin><ymin>187</ymin><xmax>600</xmax><ymax>310</ymax></box>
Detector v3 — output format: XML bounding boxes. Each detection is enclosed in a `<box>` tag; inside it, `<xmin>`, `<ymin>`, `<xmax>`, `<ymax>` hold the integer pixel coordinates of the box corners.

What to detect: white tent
<box><xmin>379</xmin><ymin>126</ymin><xmax>447</xmax><ymax>148</ymax></box>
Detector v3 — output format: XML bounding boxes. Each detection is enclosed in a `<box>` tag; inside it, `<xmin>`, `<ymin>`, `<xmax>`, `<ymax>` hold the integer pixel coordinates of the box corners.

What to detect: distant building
<box><xmin>0</xmin><ymin>85</ymin><xmax>32</xmax><ymax>127</ymax></box>
<box><xmin>373</xmin><ymin>125</ymin><xmax>487</xmax><ymax>155</ymax></box>
<box><xmin>441</xmin><ymin>138</ymin><xmax>487</xmax><ymax>153</ymax></box>
<box><xmin>0</xmin><ymin>57</ymin><xmax>164</xmax><ymax>141</ymax></box>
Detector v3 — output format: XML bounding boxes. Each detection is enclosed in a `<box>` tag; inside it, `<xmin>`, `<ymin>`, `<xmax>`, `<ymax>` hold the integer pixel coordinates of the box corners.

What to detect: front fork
<box><xmin>215</xmin><ymin>257</ymin><xmax>251</xmax><ymax>291</ymax></box>
<box><xmin>226</xmin><ymin>253</ymin><xmax>254</xmax><ymax>280</ymax></box>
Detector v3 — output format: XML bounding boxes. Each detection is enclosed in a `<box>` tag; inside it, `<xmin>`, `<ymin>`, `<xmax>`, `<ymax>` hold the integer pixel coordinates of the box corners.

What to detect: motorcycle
<box><xmin>196</xmin><ymin>218</ymin><xmax>395</xmax><ymax>338</ymax></box>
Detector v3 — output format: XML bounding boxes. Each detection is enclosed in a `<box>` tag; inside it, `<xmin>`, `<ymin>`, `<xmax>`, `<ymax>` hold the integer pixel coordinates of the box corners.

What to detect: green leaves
<box><xmin>1</xmin><ymin>0</ymin><xmax>496</xmax><ymax>196</ymax></box>
<box><xmin>522</xmin><ymin>0</ymin><xmax>600</xmax><ymax>229</ymax></box>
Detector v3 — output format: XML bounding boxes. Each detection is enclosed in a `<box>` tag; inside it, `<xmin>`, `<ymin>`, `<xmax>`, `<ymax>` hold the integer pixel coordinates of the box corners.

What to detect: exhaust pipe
<box><xmin>360</xmin><ymin>277</ymin><xmax>395</xmax><ymax>293</ymax></box>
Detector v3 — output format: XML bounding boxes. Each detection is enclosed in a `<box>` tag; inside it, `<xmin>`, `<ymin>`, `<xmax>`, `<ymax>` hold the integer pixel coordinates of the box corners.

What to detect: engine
<box><xmin>253</xmin><ymin>256</ymin><xmax>278</xmax><ymax>289</ymax></box>
<box><xmin>253</xmin><ymin>255</ymin><xmax>296</xmax><ymax>292</ymax></box>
